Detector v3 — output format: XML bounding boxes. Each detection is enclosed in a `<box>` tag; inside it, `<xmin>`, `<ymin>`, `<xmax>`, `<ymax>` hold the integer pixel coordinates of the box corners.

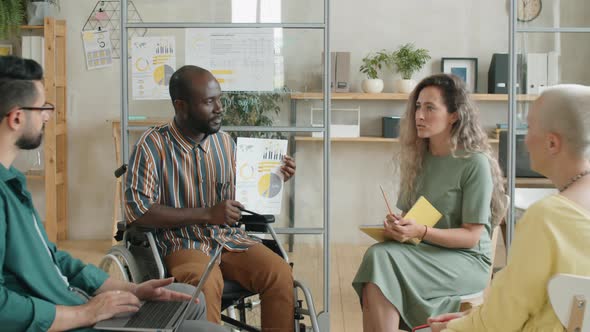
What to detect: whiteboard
<box><xmin>185</xmin><ymin>28</ymin><xmax>275</xmax><ymax>91</ymax></box>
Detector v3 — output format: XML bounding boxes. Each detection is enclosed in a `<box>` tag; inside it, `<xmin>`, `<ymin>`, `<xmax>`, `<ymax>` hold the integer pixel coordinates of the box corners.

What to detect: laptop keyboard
<box><xmin>124</xmin><ymin>301</ymin><xmax>186</xmax><ymax>329</ymax></box>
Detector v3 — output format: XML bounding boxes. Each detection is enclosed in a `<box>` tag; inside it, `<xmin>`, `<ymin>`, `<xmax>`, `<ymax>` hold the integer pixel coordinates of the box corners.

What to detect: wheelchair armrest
<box><xmin>116</xmin><ymin>220</ymin><xmax>160</xmax><ymax>232</ymax></box>
<box><xmin>114</xmin><ymin>220</ymin><xmax>159</xmax><ymax>242</ymax></box>
<box><xmin>240</xmin><ymin>214</ymin><xmax>275</xmax><ymax>225</ymax></box>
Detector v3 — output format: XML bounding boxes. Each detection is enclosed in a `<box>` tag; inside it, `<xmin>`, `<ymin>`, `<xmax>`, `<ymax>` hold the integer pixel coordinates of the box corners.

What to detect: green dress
<box><xmin>352</xmin><ymin>151</ymin><xmax>494</xmax><ymax>328</ymax></box>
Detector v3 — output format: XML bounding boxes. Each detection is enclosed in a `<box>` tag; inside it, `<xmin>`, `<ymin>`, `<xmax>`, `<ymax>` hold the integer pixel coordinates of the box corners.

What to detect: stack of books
<box><xmin>21</xmin><ymin>36</ymin><xmax>45</xmax><ymax>67</ymax></box>
<box><xmin>493</xmin><ymin>123</ymin><xmax>528</xmax><ymax>139</ymax></box>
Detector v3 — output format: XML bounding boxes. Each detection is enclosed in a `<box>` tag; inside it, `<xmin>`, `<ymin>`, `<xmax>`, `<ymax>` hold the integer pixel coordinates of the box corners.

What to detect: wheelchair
<box><xmin>100</xmin><ymin>167</ymin><xmax>320</xmax><ymax>332</ymax></box>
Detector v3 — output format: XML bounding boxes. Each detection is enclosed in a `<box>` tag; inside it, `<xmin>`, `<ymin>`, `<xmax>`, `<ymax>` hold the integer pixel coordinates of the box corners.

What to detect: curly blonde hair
<box><xmin>398</xmin><ymin>74</ymin><xmax>506</xmax><ymax>226</ymax></box>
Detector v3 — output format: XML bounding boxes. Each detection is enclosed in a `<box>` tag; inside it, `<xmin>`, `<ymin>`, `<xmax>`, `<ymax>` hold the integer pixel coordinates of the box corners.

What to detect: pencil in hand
<box><xmin>379</xmin><ymin>185</ymin><xmax>399</xmax><ymax>224</ymax></box>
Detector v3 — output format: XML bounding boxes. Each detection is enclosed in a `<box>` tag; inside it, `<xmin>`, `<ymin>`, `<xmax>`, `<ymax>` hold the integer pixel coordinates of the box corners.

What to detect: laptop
<box><xmin>95</xmin><ymin>245</ymin><xmax>223</xmax><ymax>332</ymax></box>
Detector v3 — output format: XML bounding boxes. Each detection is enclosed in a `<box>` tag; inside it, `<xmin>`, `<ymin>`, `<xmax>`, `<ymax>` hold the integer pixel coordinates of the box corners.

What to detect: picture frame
<box><xmin>0</xmin><ymin>44</ymin><xmax>13</xmax><ymax>56</ymax></box>
<box><xmin>441</xmin><ymin>57</ymin><xmax>478</xmax><ymax>92</ymax></box>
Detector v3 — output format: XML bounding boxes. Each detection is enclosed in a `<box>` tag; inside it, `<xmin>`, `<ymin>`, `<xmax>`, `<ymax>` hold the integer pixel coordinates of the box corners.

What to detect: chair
<box><xmin>459</xmin><ymin>194</ymin><xmax>510</xmax><ymax>311</ymax></box>
<box><xmin>548</xmin><ymin>274</ymin><xmax>590</xmax><ymax>332</ymax></box>
<box><xmin>100</xmin><ymin>215</ymin><xmax>320</xmax><ymax>332</ymax></box>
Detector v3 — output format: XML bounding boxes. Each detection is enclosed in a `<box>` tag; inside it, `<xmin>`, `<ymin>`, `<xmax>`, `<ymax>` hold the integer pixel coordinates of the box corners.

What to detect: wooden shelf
<box><xmin>294</xmin><ymin>137</ymin><xmax>547</xmax><ymax>188</ymax></box>
<box><xmin>111</xmin><ymin>118</ymin><xmax>169</xmax><ymax>127</ymax></box>
<box><xmin>290</xmin><ymin>92</ymin><xmax>538</xmax><ymax>102</ymax></box>
<box><xmin>294</xmin><ymin>136</ymin><xmax>499</xmax><ymax>144</ymax></box>
<box><xmin>25</xmin><ymin>170</ymin><xmax>45</xmax><ymax>180</ymax></box>
<box><xmin>20</xmin><ymin>18</ymin><xmax>68</xmax><ymax>242</ymax></box>
<box><xmin>20</xmin><ymin>25</ymin><xmax>44</xmax><ymax>30</ymax></box>
<box><xmin>514</xmin><ymin>177</ymin><xmax>553</xmax><ymax>188</ymax></box>
<box><xmin>295</xmin><ymin>136</ymin><xmax>398</xmax><ymax>143</ymax></box>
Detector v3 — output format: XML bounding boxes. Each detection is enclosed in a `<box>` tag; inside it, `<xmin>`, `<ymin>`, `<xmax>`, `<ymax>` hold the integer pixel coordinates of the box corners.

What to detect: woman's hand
<box><xmin>427</xmin><ymin>311</ymin><xmax>467</xmax><ymax>332</ymax></box>
<box><xmin>382</xmin><ymin>214</ymin><xmax>424</xmax><ymax>243</ymax></box>
<box><xmin>429</xmin><ymin>321</ymin><xmax>448</xmax><ymax>332</ymax></box>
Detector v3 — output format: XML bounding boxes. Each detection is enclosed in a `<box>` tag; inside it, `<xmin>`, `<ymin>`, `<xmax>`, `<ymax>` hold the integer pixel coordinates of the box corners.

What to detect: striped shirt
<box><xmin>125</xmin><ymin>120</ymin><xmax>259</xmax><ymax>257</ymax></box>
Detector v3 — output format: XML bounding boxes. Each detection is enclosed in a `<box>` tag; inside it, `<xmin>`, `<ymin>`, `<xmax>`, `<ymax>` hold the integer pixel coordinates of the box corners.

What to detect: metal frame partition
<box><xmin>119</xmin><ymin>1</ymin><xmax>332</xmax><ymax>330</ymax></box>
<box><xmin>507</xmin><ymin>1</ymin><xmax>590</xmax><ymax>251</ymax></box>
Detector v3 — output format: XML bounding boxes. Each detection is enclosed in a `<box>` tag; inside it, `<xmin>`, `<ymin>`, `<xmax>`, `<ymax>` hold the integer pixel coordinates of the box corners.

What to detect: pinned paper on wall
<box><xmin>131</xmin><ymin>36</ymin><xmax>176</xmax><ymax>100</ymax></box>
<box><xmin>82</xmin><ymin>30</ymin><xmax>113</xmax><ymax>70</ymax></box>
<box><xmin>82</xmin><ymin>0</ymin><xmax>147</xmax><ymax>58</ymax></box>
<box><xmin>236</xmin><ymin>138</ymin><xmax>288</xmax><ymax>215</ymax></box>
<box><xmin>185</xmin><ymin>28</ymin><xmax>275</xmax><ymax>91</ymax></box>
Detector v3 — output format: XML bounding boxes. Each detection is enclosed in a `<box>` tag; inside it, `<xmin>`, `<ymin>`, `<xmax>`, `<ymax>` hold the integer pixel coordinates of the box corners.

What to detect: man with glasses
<box><xmin>0</xmin><ymin>56</ymin><xmax>226</xmax><ymax>331</ymax></box>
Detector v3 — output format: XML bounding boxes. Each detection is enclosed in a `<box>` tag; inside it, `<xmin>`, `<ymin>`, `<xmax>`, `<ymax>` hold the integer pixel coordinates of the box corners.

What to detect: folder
<box><xmin>359</xmin><ymin>196</ymin><xmax>442</xmax><ymax>244</ymax></box>
<box><xmin>488</xmin><ymin>53</ymin><xmax>526</xmax><ymax>94</ymax></box>
<box><xmin>526</xmin><ymin>53</ymin><xmax>548</xmax><ymax>95</ymax></box>
<box><xmin>359</xmin><ymin>224</ymin><xmax>387</xmax><ymax>242</ymax></box>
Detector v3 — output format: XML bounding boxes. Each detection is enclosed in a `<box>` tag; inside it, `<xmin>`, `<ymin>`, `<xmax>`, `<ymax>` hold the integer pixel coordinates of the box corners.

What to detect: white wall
<box><xmin>48</xmin><ymin>0</ymin><xmax>589</xmax><ymax>241</ymax></box>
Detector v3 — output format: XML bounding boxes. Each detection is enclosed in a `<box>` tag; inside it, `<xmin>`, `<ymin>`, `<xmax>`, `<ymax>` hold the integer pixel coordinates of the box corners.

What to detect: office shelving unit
<box><xmin>506</xmin><ymin>1</ymin><xmax>589</xmax><ymax>250</ymax></box>
<box><xmin>21</xmin><ymin>18</ymin><xmax>68</xmax><ymax>242</ymax></box>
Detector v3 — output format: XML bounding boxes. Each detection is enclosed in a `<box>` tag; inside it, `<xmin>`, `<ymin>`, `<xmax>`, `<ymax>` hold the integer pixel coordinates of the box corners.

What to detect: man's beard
<box><xmin>16</xmin><ymin>125</ymin><xmax>44</xmax><ymax>150</ymax></box>
<box><xmin>188</xmin><ymin>113</ymin><xmax>221</xmax><ymax>136</ymax></box>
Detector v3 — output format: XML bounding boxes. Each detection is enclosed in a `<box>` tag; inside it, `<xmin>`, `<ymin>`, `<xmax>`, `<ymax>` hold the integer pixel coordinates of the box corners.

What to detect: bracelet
<box><xmin>420</xmin><ymin>225</ymin><xmax>428</xmax><ymax>240</ymax></box>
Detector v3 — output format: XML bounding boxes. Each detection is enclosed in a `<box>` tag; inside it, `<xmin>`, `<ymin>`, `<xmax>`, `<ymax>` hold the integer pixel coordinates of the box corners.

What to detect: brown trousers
<box><xmin>165</xmin><ymin>243</ymin><xmax>294</xmax><ymax>332</ymax></box>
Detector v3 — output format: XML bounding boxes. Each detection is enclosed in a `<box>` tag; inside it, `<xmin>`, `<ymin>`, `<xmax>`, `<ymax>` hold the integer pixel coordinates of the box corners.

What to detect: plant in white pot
<box><xmin>389</xmin><ymin>43</ymin><xmax>431</xmax><ymax>93</ymax></box>
<box><xmin>359</xmin><ymin>51</ymin><xmax>389</xmax><ymax>93</ymax></box>
<box><xmin>27</xmin><ymin>0</ymin><xmax>60</xmax><ymax>26</ymax></box>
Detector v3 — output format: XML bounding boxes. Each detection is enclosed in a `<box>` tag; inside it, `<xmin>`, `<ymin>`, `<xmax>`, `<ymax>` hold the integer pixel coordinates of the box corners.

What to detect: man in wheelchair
<box><xmin>124</xmin><ymin>65</ymin><xmax>297</xmax><ymax>331</ymax></box>
<box><xmin>0</xmin><ymin>56</ymin><xmax>225</xmax><ymax>332</ymax></box>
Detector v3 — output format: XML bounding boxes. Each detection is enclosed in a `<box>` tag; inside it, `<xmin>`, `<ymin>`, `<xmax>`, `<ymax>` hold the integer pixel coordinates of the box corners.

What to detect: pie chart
<box><xmin>257</xmin><ymin>172</ymin><xmax>282</xmax><ymax>198</ymax></box>
<box><xmin>153</xmin><ymin>64</ymin><xmax>174</xmax><ymax>86</ymax></box>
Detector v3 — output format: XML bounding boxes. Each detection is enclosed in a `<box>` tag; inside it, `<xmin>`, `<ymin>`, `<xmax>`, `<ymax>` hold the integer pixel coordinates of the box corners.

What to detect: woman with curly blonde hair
<box><xmin>352</xmin><ymin>74</ymin><xmax>506</xmax><ymax>331</ymax></box>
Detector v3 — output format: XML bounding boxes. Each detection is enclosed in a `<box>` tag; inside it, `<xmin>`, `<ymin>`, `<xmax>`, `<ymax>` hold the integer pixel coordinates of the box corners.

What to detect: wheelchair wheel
<box><xmin>98</xmin><ymin>245</ymin><xmax>140</xmax><ymax>283</ymax></box>
<box><xmin>224</xmin><ymin>294</ymin><xmax>261</xmax><ymax>331</ymax></box>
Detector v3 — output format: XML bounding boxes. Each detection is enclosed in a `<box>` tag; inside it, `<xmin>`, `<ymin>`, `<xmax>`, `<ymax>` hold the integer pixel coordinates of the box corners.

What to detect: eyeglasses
<box><xmin>20</xmin><ymin>102</ymin><xmax>55</xmax><ymax>112</ymax></box>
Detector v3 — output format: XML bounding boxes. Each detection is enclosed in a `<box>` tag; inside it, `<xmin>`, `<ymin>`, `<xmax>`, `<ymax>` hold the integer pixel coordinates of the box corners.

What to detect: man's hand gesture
<box><xmin>209</xmin><ymin>200</ymin><xmax>243</xmax><ymax>226</ymax></box>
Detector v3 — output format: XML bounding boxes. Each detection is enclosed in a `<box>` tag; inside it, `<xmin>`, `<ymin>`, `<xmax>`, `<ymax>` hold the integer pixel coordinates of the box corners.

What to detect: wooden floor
<box><xmin>58</xmin><ymin>236</ymin><xmax>506</xmax><ymax>332</ymax></box>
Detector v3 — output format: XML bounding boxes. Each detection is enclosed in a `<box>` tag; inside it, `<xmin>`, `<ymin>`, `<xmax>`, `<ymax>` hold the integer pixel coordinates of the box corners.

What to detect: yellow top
<box><xmin>445</xmin><ymin>194</ymin><xmax>590</xmax><ymax>332</ymax></box>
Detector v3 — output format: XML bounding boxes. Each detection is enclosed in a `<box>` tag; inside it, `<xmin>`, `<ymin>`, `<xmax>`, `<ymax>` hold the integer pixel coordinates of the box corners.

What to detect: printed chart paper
<box><xmin>236</xmin><ymin>137</ymin><xmax>288</xmax><ymax>214</ymax></box>
<box><xmin>82</xmin><ymin>30</ymin><xmax>113</xmax><ymax>70</ymax></box>
<box><xmin>185</xmin><ymin>28</ymin><xmax>274</xmax><ymax>91</ymax></box>
<box><xmin>132</xmin><ymin>36</ymin><xmax>176</xmax><ymax>100</ymax></box>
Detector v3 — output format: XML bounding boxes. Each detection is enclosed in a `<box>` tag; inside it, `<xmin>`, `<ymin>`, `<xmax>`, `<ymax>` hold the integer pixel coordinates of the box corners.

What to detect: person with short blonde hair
<box><xmin>429</xmin><ymin>84</ymin><xmax>590</xmax><ymax>331</ymax></box>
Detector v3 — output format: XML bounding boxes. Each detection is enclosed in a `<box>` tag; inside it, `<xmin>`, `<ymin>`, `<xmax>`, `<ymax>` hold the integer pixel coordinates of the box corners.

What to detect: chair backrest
<box><xmin>548</xmin><ymin>274</ymin><xmax>590</xmax><ymax>332</ymax></box>
<box><xmin>487</xmin><ymin>194</ymin><xmax>510</xmax><ymax>280</ymax></box>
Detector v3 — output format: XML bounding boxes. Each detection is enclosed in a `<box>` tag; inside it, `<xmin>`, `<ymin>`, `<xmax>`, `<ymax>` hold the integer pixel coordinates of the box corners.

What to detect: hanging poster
<box><xmin>132</xmin><ymin>36</ymin><xmax>176</xmax><ymax>100</ymax></box>
<box><xmin>82</xmin><ymin>30</ymin><xmax>113</xmax><ymax>70</ymax></box>
<box><xmin>185</xmin><ymin>28</ymin><xmax>274</xmax><ymax>91</ymax></box>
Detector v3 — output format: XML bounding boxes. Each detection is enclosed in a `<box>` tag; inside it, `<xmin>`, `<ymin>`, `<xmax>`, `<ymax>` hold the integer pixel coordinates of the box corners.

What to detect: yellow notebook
<box><xmin>359</xmin><ymin>196</ymin><xmax>442</xmax><ymax>244</ymax></box>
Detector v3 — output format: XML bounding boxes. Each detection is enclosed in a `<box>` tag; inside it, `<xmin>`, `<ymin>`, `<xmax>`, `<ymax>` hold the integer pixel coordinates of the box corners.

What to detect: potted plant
<box><xmin>389</xmin><ymin>43</ymin><xmax>431</xmax><ymax>93</ymax></box>
<box><xmin>220</xmin><ymin>89</ymin><xmax>287</xmax><ymax>140</ymax></box>
<box><xmin>27</xmin><ymin>0</ymin><xmax>60</xmax><ymax>26</ymax></box>
<box><xmin>359</xmin><ymin>50</ymin><xmax>389</xmax><ymax>93</ymax></box>
<box><xmin>0</xmin><ymin>0</ymin><xmax>25</xmax><ymax>39</ymax></box>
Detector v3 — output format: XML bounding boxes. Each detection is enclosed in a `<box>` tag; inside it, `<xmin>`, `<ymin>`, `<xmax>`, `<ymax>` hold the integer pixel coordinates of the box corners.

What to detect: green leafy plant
<box><xmin>220</xmin><ymin>90</ymin><xmax>287</xmax><ymax>139</ymax></box>
<box><xmin>389</xmin><ymin>43</ymin><xmax>431</xmax><ymax>80</ymax></box>
<box><xmin>359</xmin><ymin>50</ymin><xmax>389</xmax><ymax>79</ymax></box>
<box><xmin>0</xmin><ymin>0</ymin><xmax>25</xmax><ymax>39</ymax></box>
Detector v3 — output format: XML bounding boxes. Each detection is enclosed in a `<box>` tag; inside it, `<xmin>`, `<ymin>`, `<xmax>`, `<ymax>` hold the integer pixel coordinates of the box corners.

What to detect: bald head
<box><xmin>535</xmin><ymin>84</ymin><xmax>590</xmax><ymax>158</ymax></box>
<box><xmin>169</xmin><ymin>65</ymin><xmax>214</xmax><ymax>103</ymax></box>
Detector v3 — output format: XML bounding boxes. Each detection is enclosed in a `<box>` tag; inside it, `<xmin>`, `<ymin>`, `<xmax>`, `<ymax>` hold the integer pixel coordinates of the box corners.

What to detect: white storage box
<box><xmin>310</xmin><ymin>107</ymin><xmax>360</xmax><ymax>138</ymax></box>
